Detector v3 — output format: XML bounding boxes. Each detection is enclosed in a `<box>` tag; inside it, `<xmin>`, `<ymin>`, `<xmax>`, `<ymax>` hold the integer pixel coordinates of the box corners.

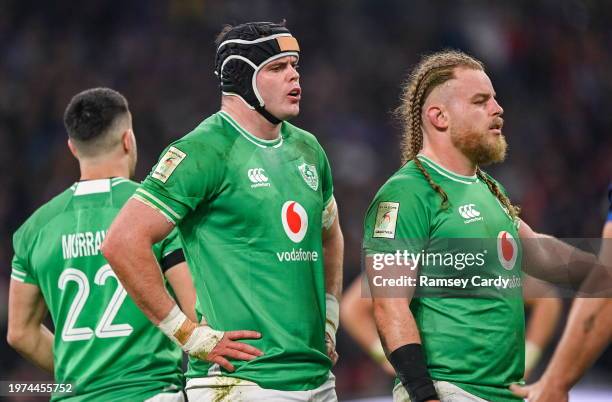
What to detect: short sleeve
<box><xmin>363</xmin><ymin>179</ymin><xmax>431</xmax><ymax>255</ymax></box>
<box><xmin>11</xmin><ymin>229</ymin><xmax>37</xmax><ymax>285</ymax></box>
<box><xmin>320</xmin><ymin>149</ymin><xmax>334</xmax><ymax>208</ymax></box>
<box><xmin>134</xmin><ymin>138</ymin><xmax>224</xmax><ymax>224</ymax></box>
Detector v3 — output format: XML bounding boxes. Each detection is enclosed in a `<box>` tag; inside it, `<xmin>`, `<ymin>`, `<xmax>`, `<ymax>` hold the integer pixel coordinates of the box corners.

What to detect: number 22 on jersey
<box><xmin>58</xmin><ymin>264</ymin><xmax>133</xmax><ymax>341</ymax></box>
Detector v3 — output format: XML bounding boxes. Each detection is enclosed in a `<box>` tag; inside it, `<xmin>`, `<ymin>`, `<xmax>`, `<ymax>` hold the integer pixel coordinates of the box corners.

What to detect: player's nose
<box><xmin>491</xmin><ymin>97</ymin><xmax>504</xmax><ymax>116</ymax></box>
<box><xmin>289</xmin><ymin>65</ymin><xmax>299</xmax><ymax>81</ymax></box>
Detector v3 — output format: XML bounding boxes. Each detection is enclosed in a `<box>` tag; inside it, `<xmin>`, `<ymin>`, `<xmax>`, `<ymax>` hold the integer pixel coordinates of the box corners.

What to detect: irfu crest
<box><xmin>298</xmin><ymin>163</ymin><xmax>319</xmax><ymax>191</ymax></box>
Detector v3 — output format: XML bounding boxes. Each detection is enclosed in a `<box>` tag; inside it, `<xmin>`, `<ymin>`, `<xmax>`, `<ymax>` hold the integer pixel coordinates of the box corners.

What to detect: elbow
<box><xmin>100</xmin><ymin>233</ymin><xmax>123</xmax><ymax>264</ymax></box>
<box><xmin>7</xmin><ymin>327</ymin><xmax>26</xmax><ymax>351</ymax></box>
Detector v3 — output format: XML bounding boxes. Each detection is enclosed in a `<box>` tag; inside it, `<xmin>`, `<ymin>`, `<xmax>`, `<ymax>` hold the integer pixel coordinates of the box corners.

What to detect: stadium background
<box><xmin>0</xmin><ymin>0</ymin><xmax>610</xmax><ymax>400</ymax></box>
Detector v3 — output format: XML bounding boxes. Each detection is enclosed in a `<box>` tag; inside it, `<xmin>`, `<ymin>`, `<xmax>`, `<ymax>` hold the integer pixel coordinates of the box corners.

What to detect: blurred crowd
<box><xmin>1</xmin><ymin>0</ymin><xmax>611</xmax><ymax>399</ymax></box>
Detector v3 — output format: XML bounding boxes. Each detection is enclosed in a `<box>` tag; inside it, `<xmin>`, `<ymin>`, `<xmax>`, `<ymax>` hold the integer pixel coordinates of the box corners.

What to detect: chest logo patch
<box><xmin>247</xmin><ymin>168</ymin><xmax>270</xmax><ymax>188</ymax></box>
<box><xmin>373</xmin><ymin>202</ymin><xmax>399</xmax><ymax>239</ymax></box>
<box><xmin>298</xmin><ymin>163</ymin><xmax>319</xmax><ymax>191</ymax></box>
<box><xmin>497</xmin><ymin>231</ymin><xmax>518</xmax><ymax>270</ymax></box>
<box><xmin>458</xmin><ymin>203</ymin><xmax>483</xmax><ymax>224</ymax></box>
<box><xmin>152</xmin><ymin>146</ymin><xmax>186</xmax><ymax>183</ymax></box>
<box><xmin>281</xmin><ymin>201</ymin><xmax>308</xmax><ymax>243</ymax></box>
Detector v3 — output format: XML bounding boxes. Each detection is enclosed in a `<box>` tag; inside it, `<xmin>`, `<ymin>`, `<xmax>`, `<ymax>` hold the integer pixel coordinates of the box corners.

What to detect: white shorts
<box><xmin>393</xmin><ymin>380</ymin><xmax>488</xmax><ymax>402</ymax></box>
<box><xmin>144</xmin><ymin>391</ymin><xmax>185</xmax><ymax>402</ymax></box>
<box><xmin>185</xmin><ymin>373</ymin><xmax>336</xmax><ymax>402</ymax></box>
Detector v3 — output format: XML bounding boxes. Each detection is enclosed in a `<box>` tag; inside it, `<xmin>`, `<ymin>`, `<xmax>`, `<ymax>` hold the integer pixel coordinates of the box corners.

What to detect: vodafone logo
<box><xmin>281</xmin><ymin>201</ymin><xmax>308</xmax><ymax>243</ymax></box>
<box><xmin>497</xmin><ymin>231</ymin><xmax>518</xmax><ymax>270</ymax></box>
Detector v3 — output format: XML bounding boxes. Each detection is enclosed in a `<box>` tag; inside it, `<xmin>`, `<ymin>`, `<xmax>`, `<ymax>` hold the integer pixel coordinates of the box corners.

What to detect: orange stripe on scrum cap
<box><xmin>277</xmin><ymin>36</ymin><xmax>300</xmax><ymax>52</ymax></box>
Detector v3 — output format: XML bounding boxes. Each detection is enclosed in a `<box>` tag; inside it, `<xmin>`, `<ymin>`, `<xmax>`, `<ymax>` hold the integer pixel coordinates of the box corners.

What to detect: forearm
<box><xmin>373</xmin><ymin>297</ymin><xmax>421</xmax><ymax>353</ymax></box>
<box><xmin>526</xmin><ymin>298</ymin><xmax>562</xmax><ymax>348</ymax></box>
<box><xmin>165</xmin><ymin>262</ymin><xmax>198</xmax><ymax>322</ymax></box>
<box><xmin>102</xmin><ymin>238</ymin><xmax>176</xmax><ymax>325</ymax></box>
<box><xmin>374</xmin><ymin>297</ymin><xmax>438</xmax><ymax>401</ymax></box>
<box><xmin>521</xmin><ymin>225</ymin><xmax>600</xmax><ymax>287</ymax></box>
<box><xmin>323</xmin><ymin>226</ymin><xmax>343</xmax><ymax>300</ymax></box>
<box><xmin>542</xmin><ymin>298</ymin><xmax>612</xmax><ymax>389</ymax></box>
<box><xmin>340</xmin><ymin>278</ymin><xmax>379</xmax><ymax>350</ymax></box>
<box><xmin>10</xmin><ymin>325</ymin><xmax>54</xmax><ymax>372</ymax></box>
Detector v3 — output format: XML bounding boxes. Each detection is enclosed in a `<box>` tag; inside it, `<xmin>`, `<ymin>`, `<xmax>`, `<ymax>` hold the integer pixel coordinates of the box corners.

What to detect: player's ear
<box><xmin>67</xmin><ymin>139</ymin><xmax>79</xmax><ymax>158</ymax></box>
<box><xmin>121</xmin><ymin>129</ymin><xmax>134</xmax><ymax>154</ymax></box>
<box><xmin>425</xmin><ymin>105</ymin><xmax>448</xmax><ymax>131</ymax></box>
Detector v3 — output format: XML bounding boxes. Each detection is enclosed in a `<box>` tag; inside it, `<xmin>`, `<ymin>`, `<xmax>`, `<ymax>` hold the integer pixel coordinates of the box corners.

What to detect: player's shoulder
<box><xmin>110</xmin><ymin>177</ymin><xmax>138</xmax><ymax>190</ymax></box>
<box><xmin>282</xmin><ymin>121</ymin><xmax>325</xmax><ymax>151</ymax></box>
<box><xmin>365</xmin><ymin>162</ymin><xmax>435</xmax><ymax>220</ymax></box>
<box><xmin>13</xmin><ymin>186</ymin><xmax>75</xmax><ymax>243</ymax></box>
<box><xmin>283</xmin><ymin>121</ymin><xmax>317</xmax><ymax>141</ymax></box>
<box><xmin>109</xmin><ymin>177</ymin><xmax>139</xmax><ymax>203</ymax></box>
<box><xmin>167</xmin><ymin>112</ymin><xmax>236</xmax><ymax>156</ymax></box>
<box><xmin>377</xmin><ymin>160</ymin><xmax>433</xmax><ymax>198</ymax></box>
<box><xmin>476</xmin><ymin>168</ymin><xmax>508</xmax><ymax>196</ymax></box>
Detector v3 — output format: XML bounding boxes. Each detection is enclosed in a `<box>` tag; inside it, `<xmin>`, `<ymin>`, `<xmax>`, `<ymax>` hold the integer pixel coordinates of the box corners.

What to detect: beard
<box><xmin>451</xmin><ymin>126</ymin><xmax>507</xmax><ymax>166</ymax></box>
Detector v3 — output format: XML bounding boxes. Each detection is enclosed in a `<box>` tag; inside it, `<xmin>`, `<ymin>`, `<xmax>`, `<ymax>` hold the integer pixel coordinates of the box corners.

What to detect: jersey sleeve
<box><xmin>320</xmin><ymin>147</ymin><xmax>334</xmax><ymax>208</ymax></box>
<box><xmin>363</xmin><ymin>179</ymin><xmax>431</xmax><ymax>255</ymax></box>
<box><xmin>11</xmin><ymin>227</ymin><xmax>37</xmax><ymax>285</ymax></box>
<box><xmin>133</xmin><ymin>137</ymin><xmax>224</xmax><ymax>225</ymax></box>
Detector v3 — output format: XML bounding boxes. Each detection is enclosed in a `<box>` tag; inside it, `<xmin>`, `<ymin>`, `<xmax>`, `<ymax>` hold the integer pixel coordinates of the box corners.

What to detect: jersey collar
<box><xmin>417</xmin><ymin>155</ymin><xmax>478</xmax><ymax>185</ymax></box>
<box><xmin>219</xmin><ymin>110</ymin><xmax>284</xmax><ymax>148</ymax></box>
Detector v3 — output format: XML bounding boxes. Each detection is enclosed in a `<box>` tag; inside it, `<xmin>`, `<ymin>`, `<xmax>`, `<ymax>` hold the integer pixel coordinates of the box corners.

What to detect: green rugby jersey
<box><xmin>364</xmin><ymin>155</ymin><xmax>524</xmax><ymax>402</ymax></box>
<box><xmin>11</xmin><ymin>178</ymin><xmax>184</xmax><ymax>402</ymax></box>
<box><xmin>135</xmin><ymin>111</ymin><xmax>334</xmax><ymax>391</ymax></box>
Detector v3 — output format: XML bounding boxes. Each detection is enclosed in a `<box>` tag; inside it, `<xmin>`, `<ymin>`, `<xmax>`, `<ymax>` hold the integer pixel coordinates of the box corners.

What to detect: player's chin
<box><xmin>278</xmin><ymin>106</ymin><xmax>300</xmax><ymax>120</ymax></box>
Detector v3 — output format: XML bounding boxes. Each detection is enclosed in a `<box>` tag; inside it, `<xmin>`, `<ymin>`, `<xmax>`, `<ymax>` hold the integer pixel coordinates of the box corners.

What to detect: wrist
<box><xmin>524</xmin><ymin>340</ymin><xmax>543</xmax><ymax>373</ymax></box>
<box><xmin>388</xmin><ymin>343</ymin><xmax>438</xmax><ymax>402</ymax></box>
<box><xmin>540</xmin><ymin>370</ymin><xmax>572</xmax><ymax>392</ymax></box>
<box><xmin>325</xmin><ymin>293</ymin><xmax>339</xmax><ymax>342</ymax></box>
<box><xmin>158</xmin><ymin>305</ymin><xmax>194</xmax><ymax>346</ymax></box>
<box><xmin>368</xmin><ymin>339</ymin><xmax>387</xmax><ymax>363</ymax></box>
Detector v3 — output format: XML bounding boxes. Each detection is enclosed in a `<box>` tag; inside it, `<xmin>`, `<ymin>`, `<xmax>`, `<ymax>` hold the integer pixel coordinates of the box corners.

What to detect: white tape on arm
<box><xmin>158</xmin><ymin>305</ymin><xmax>224</xmax><ymax>359</ymax></box>
<box><xmin>158</xmin><ymin>305</ymin><xmax>188</xmax><ymax>344</ymax></box>
<box><xmin>325</xmin><ymin>293</ymin><xmax>339</xmax><ymax>345</ymax></box>
<box><xmin>322</xmin><ymin>197</ymin><xmax>338</xmax><ymax>230</ymax></box>
<box><xmin>525</xmin><ymin>340</ymin><xmax>543</xmax><ymax>373</ymax></box>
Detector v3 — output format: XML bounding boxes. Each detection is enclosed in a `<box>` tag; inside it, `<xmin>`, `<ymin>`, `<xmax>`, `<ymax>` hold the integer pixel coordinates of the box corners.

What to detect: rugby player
<box><xmin>102</xmin><ymin>21</ymin><xmax>344</xmax><ymax>401</ymax></box>
<box><xmin>8</xmin><ymin>88</ymin><xmax>196</xmax><ymax>401</ymax></box>
<box><xmin>364</xmin><ymin>50</ymin><xmax>606</xmax><ymax>402</ymax></box>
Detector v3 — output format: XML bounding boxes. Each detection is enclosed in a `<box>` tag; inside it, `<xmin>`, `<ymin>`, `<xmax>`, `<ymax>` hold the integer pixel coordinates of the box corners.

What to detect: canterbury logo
<box><xmin>458</xmin><ymin>204</ymin><xmax>481</xmax><ymax>219</ymax></box>
<box><xmin>248</xmin><ymin>168</ymin><xmax>268</xmax><ymax>183</ymax></box>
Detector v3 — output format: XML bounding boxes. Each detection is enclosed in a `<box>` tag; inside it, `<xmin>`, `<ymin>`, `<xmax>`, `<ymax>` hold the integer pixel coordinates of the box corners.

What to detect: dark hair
<box><xmin>64</xmin><ymin>87</ymin><xmax>129</xmax><ymax>142</ymax></box>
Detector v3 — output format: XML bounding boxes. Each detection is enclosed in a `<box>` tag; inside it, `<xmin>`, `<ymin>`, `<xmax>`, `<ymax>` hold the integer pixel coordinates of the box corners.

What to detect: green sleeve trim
<box><xmin>323</xmin><ymin>194</ymin><xmax>334</xmax><ymax>210</ymax></box>
<box><xmin>10</xmin><ymin>274</ymin><xmax>25</xmax><ymax>282</ymax></box>
<box><xmin>135</xmin><ymin>188</ymin><xmax>182</xmax><ymax>220</ymax></box>
<box><xmin>11</xmin><ymin>268</ymin><xmax>26</xmax><ymax>277</ymax></box>
<box><xmin>132</xmin><ymin>194</ymin><xmax>177</xmax><ymax>224</ymax></box>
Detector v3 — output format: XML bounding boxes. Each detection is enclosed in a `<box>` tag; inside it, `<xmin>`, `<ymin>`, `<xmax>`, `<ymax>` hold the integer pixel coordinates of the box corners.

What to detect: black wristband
<box><xmin>160</xmin><ymin>249</ymin><xmax>186</xmax><ymax>273</ymax></box>
<box><xmin>388</xmin><ymin>343</ymin><xmax>438</xmax><ymax>402</ymax></box>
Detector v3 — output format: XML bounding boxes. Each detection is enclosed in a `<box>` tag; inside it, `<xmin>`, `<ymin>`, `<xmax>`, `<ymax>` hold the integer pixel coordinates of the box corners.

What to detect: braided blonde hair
<box><xmin>396</xmin><ymin>50</ymin><xmax>519</xmax><ymax>218</ymax></box>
